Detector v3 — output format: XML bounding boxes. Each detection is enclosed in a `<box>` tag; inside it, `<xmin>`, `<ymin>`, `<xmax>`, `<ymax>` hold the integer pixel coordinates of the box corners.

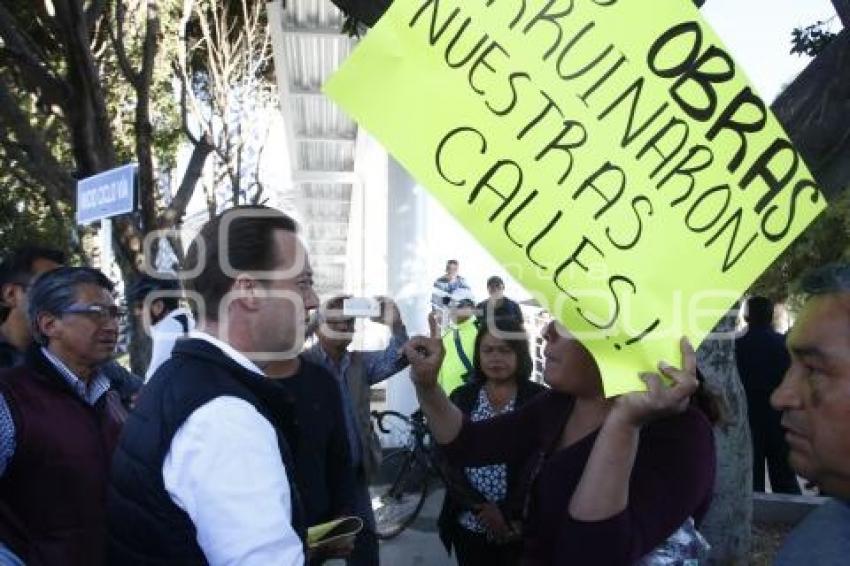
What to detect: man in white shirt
<box><xmin>108</xmin><ymin>206</ymin><xmax>319</xmax><ymax>565</ymax></box>
<box><xmin>126</xmin><ymin>275</ymin><xmax>195</xmax><ymax>381</ymax></box>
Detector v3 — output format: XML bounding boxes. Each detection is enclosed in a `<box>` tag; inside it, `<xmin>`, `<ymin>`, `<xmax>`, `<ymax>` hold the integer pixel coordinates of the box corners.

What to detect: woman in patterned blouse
<box><xmin>437</xmin><ymin>317</ymin><xmax>546</xmax><ymax>566</ymax></box>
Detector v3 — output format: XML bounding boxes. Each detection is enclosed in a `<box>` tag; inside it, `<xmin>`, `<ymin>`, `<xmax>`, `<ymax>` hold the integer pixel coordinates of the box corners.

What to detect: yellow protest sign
<box><xmin>324</xmin><ymin>0</ymin><xmax>826</xmax><ymax>396</ymax></box>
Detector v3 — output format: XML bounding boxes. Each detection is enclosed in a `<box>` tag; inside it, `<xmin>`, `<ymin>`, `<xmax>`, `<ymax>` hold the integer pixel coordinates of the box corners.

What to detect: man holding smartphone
<box><xmin>302</xmin><ymin>295</ymin><xmax>409</xmax><ymax>566</ymax></box>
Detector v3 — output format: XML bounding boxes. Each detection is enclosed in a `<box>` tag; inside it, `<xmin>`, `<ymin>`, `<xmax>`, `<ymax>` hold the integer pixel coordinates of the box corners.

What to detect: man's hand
<box><xmin>427</xmin><ymin>310</ymin><xmax>440</xmax><ymax>339</ymax></box>
<box><xmin>308</xmin><ymin>538</ymin><xmax>355</xmax><ymax>561</ymax></box>
<box><xmin>403</xmin><ymin>335</ymin><xmax>444</xmax><ymax>390</ymax></box>
<box><xmin>474</xmin><ymin>502</ymin><xmax>512</xmax><ymax>538</ymax></box>
<box><xmin>371</xmin><ymin>296</ymin><xmax>403</xmax><ymax>330</ymax></box>
<box><xmin>610</xmin><ymin>337</ymin><xmax>698</xmax><ymax>428</ymax></box>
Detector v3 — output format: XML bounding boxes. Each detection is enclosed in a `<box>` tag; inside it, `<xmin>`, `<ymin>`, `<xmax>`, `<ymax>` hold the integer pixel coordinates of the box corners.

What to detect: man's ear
<box><xmin>0</xmin><ymin>283</ymin><xmax>19</xmax><ymax>309</ymax></box>
<box><xmin>231</xmin><ymin>275</ymin><xmax>262</xmax><ymax>312</ymax></box>
<box><xmin>37</xmin><ymin>311</ymin><xmax>60</xmax><ymax>342</ymax></box>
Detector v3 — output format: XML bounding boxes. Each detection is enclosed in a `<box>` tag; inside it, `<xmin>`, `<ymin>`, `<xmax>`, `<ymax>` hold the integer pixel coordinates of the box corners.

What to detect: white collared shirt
<box><xmin>162</xmin><ymin>331</ymin><xmax>303</xmax><ymax>566</ymax></box>
<box><xmin>144</xmin><ymin>308</ymin><xmax>195</xmax><ymax>382</ymax></box>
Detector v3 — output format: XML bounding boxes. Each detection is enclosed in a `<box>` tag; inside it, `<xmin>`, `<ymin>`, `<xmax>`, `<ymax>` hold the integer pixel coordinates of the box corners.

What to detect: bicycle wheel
<box><xmin>371</xmin><ymin>448</ymin><xmax>429</xmax><ymax>540</ymax></box>
<box><xmin>374</xmin><ymin>410</ymin><xmax>413</xmax><ymax>450</ymax></box>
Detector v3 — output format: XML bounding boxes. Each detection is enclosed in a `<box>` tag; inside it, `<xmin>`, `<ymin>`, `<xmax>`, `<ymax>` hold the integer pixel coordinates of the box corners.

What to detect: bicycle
<box><xmin>370</xmin><ymin>409</ymin><xmax>444</xmax><ymax>540</ymax></box>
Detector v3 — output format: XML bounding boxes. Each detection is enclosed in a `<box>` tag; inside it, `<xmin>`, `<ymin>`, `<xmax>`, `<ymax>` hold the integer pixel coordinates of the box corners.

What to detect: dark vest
<box><xmin>108</xmin><ymin>338</ymin><xmax>306</xmax><ymax>565</ymax></box>
<box><xmin>0</xmin><ymin>346</ymin><xmax>124</xmax><ymax>566</ymax></box>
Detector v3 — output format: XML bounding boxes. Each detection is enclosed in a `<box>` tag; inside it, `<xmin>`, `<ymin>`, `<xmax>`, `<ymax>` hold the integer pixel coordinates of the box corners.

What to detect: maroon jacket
<box><xmin>0</xmin><ymin>346</ymin><xmax>125</xmax><ymax>566</ymax></box>
<box><xmin>441</xmin><ymin>390</ymin><xmax>716</xmax><ymax>565</ymax></box>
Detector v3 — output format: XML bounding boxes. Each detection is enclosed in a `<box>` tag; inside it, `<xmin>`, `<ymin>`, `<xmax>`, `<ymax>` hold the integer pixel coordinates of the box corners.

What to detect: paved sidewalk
<box><xmin>378</xmin><ymin>488</ymin><xmax>453</xmax><ymax>566</ymax></box>
<box><xmin>326</xmin><ymin>488</ymin><xmax>453</xmax><ymax>566</ymax></box>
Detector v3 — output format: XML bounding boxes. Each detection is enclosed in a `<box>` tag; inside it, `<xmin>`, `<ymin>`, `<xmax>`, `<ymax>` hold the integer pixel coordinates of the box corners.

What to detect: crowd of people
<box><xmin>0</xmin><ymin>204</ymin><xmax>848</xmax><ymax>565</ymax></box>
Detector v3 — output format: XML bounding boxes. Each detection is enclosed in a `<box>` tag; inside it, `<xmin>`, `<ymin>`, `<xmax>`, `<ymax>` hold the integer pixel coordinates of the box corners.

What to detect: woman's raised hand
<box><xmin>610</xmin><ymin>337</ymin><xmax>699</xmax><ymax>428</ymax></box>
<box><xmin>403</xmin><ymin>335</ymin><xmax>445</xmax><ymax>390</ymax></box>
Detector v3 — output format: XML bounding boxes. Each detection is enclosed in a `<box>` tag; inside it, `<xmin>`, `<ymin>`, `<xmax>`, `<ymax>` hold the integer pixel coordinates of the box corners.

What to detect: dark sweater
<box><xmin>272</xmin><ymin>358</ymin><xmax>356</xmax><ymax>527</ymax></box>
<box><xmin>0</xmin><ymin>346</ymin><xmax>124</xmax><ymax>566</ymax></box>
<box><xmin>441</xmin><ymin>390</ymin><xmax>715</xmax><ymax>565</ymax></box>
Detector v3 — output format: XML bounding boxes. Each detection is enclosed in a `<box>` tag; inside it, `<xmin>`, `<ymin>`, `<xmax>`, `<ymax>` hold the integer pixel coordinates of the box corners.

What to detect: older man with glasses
<box><xmin>0</xmin><ymin>267</ymin><xmax>127</xmax><ymax>566</ymax></box>
<box><xmin>0</xmin><ymin>246</ymin><xmax>142</xmax><ymax>407</ymax></box>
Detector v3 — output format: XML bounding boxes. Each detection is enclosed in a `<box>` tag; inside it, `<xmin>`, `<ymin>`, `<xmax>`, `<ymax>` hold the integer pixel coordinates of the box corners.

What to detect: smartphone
<box><xmin>343</xmin><ymin>297</ymin><xmax>380</xmax><ymax>318</ymax></box>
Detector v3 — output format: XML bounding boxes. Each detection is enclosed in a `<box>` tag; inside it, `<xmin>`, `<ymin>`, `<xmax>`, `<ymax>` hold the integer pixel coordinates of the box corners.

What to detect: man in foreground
<box><xmin>772</xmin><ymin>264</ymin><xmax>850</xmax><ymax>564</ymax></box>
<box><xmin>0</xmin><ymin>267</ymin><xmax>126</xmax><ymax>565</ymax></box>
<box><xmin>109</xmin><ymin>206</ymin><xmax>318</xmax><ymax>565</ymax></box>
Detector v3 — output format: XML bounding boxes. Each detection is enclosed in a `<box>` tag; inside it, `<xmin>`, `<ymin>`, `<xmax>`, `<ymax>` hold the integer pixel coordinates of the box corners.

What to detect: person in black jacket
<box><xmin>476</xmin><ymin>276</ymin><xmax>523</xmax><ymax>331</ymax></box>
<box><xmin>265</xmin><ymin>354</ymin><xmax>357</xmax><ymax>564</ymax></box>
<box><xmin>108</xmin><ymin>206</ymin><xmax>318</xmax><ymax>565</ymax></box>
<box><xmin>438</xmin><ymin>317</ymin><xmax>546</xmax><ymax>566</ymax></box>
<box><xmin>735</xmin><ymin>296</ymin><xmax>800</xmax><ymax>494</ymax></box>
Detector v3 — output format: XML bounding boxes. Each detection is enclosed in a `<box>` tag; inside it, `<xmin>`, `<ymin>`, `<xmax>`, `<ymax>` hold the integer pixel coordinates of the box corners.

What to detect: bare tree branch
<box><xmin>85</xmin><ymin>0</ymin><xmax>109</xmax><ymax>34</ymax></box>
<box><xmin>174</xmin><ymin>61</ymin><xmax>200</xmax><ymax>145</ymax></box>
<box><xmin>107</xmin><ymin>0</ymin><xmax>141</xmax><ymax>87</ymax></box>
<box><xmin>134</xmin><ymin>0</ymin><xmax>160</xmax><ymax>232</ymax></box>
<box><xmin>159</xmin><ymin>131</ymin><xmax>214</xmax><ymax>228</ymax></box>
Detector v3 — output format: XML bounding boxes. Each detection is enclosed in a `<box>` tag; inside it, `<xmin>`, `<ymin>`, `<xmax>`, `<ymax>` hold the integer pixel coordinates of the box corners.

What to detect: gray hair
<box><xmin>800</xmin><ymin>264</ymin><xmax>850</xmax><ymax>296</ymax></box>
<box><xmin>28</xmin><ymin>267</ymin><xmax>115</xmax><ymax>345</ymax></box>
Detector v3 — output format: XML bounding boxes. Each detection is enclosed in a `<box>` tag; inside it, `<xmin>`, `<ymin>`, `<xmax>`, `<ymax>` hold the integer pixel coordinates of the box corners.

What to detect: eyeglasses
<box><xmin>61</xmin><ymin>304</ymin><xmax>124</xmax><ymax>323</ymax></box>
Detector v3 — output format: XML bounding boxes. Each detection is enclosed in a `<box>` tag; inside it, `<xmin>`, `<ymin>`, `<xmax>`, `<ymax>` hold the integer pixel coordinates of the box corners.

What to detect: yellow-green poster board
<box><xmin>325</xmin><ymin>0</ymin><xmax>826</xmax><ymax>395</ymax></box>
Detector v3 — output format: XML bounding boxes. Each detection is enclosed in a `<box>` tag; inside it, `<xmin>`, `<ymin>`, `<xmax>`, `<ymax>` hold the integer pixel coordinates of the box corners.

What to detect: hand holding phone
<box><xmin>342</xmin><ymin>297</ymin><xmax>380</xmax><ymax>318</ymax></box>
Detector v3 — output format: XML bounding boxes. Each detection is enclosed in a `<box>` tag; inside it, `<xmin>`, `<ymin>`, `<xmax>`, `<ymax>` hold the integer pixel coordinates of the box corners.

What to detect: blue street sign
<box><xmin>76</xmin><ymin>164</ymin><xmax>137</xmax><ymax>225</ymax></box>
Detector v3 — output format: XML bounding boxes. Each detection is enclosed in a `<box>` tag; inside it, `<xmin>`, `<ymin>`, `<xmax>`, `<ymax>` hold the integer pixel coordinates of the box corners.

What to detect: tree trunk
<box><xmin>52</xmin><ymin>0</ymin><xmax>117</xmax><ymax>175</ymax></box>
<box><xmin>833</xmin><ymin>0</ymin><xmax>850</xmax><ymax>28</ymax></box>
<box><xmin>771</xmin><ymin>30</ymin><xmax>850</xmax><ymax>201</ymax></box>
<box><xmin>697</xmin><ymin>307</ymin><xmax>753</xmax><ymax>565</ymax></box>
<box><xmin>129</xmin><ymin>316</ymin><xmax>152</xmax><ymax>377</ymax></box>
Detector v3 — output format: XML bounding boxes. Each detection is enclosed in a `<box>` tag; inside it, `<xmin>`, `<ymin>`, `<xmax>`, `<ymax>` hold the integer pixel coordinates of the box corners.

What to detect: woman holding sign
<box><xmin>404</xmin><ymin>321</ymin><xmax>717</xmax><ymax>565</ymax></box>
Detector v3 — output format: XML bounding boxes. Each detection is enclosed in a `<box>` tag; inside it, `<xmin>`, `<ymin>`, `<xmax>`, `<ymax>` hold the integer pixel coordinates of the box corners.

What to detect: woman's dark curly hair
<box><xmin>470</xmin><ymin>317</ymin><xmax>534</xmax><ymax>385</ymax></box>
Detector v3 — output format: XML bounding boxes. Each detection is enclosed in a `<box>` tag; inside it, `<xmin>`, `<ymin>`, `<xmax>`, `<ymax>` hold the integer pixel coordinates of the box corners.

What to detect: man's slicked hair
<box><xmin>181</xmin><ymin>205</ymin><xmax>298</xmax><ymax>321</ymax></box>
<box><xmin>800</xmin><ymin>263</ymin><xmax>850</xmax><ymax>296</ymax></box>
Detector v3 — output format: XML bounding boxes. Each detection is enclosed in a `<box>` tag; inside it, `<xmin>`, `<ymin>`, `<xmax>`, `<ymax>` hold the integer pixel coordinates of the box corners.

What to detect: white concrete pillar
<box><xmin>385</xmin><ymin>158</ymin><xmax>430</xmax><ymax>416</ymax></box>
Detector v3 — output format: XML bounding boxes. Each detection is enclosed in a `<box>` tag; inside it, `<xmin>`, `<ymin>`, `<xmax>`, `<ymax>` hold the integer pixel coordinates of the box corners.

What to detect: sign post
<box><xmin>76</xmin><ymin>164</ymin><xmax>137</xmax><ymax>276</ymax></box>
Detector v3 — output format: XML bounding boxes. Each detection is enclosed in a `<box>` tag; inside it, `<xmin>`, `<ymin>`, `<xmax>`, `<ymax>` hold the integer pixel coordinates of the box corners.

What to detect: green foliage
<box><xmin>750</xmin><ymin>188</ymin><xmax>850</xmax><ymax>301</ymax></box>
<box><xmin>0</xmin><ymin>185</ymin><xmax>75</xmax><ymax>257</ymax></box>
<box><xmin>0</xmin><ymin>1</ymin><xmax>186</xmax><ymax>247</ymax></box>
